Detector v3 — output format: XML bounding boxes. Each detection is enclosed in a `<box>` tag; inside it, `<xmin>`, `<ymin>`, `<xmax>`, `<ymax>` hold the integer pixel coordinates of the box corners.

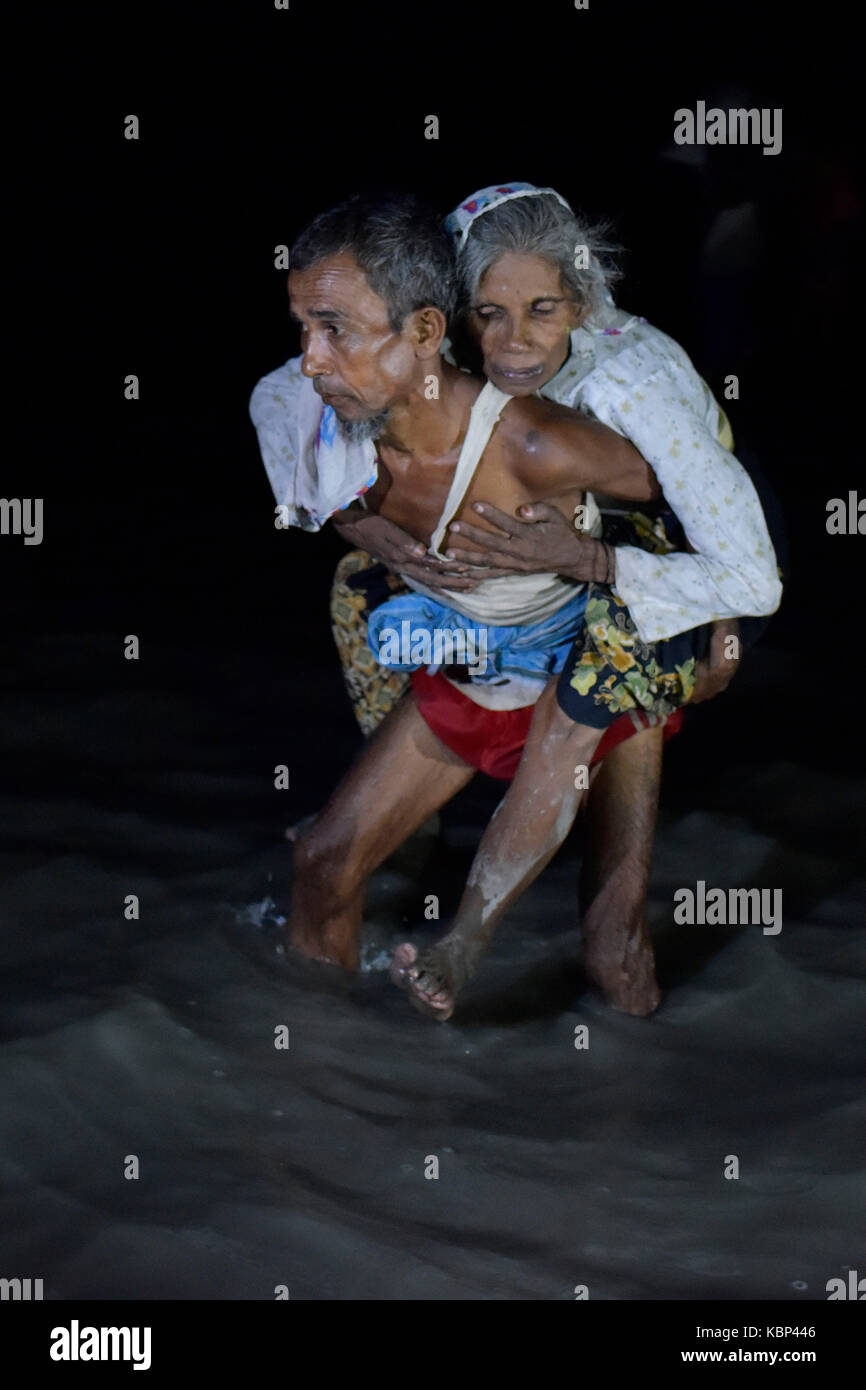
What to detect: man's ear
<box><xmin>407</xmin><ymin>305</ymin><xmax>448</xmax><ymax>358</ymax></box>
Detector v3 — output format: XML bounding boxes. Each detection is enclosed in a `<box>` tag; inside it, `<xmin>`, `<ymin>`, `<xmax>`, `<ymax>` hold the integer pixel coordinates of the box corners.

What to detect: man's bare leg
<box><xmin>393</xmin><ymin>679</ymin><xmax>603</xmax><ymax>1018</ymax></box>
<box><xmin>579</xmin><ymin>726</ymin><xmax>664</xmax><ymax>1016</ymax></box>
<box><xmin>289</xmin><ymin>692</ymin><xmax>475</xmax><ymax>969</ymax></box>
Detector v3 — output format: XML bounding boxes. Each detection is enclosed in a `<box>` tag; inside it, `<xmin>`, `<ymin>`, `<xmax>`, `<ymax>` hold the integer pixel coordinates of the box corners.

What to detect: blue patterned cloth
<box><xmin>366</xmin><ymin>588</ymin><xmax>588</xmax><ymax>688</ymax></box>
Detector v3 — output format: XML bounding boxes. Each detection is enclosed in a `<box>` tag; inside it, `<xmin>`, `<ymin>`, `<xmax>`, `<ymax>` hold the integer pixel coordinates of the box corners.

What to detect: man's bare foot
<box><xmin>582</xmin><ymin>919</ymin><xmax>661</xmax><ymax>1016</ymax></box>
<box><xmin>390</xmin><ymin>936</ymin><xmax>478</xmax><ymax>1021</ymax></box>
<box><xmin>288</xmin><ymin>923</ymin><xmax>358</xmax><ymax>970</ymax></box>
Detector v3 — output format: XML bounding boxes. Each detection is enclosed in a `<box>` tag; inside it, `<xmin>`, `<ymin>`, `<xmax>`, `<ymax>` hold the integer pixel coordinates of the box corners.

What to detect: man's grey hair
<box><xmin>457</xmin><ymin>193</ymin><xmax>621</xmax><ymax>318</ymax></box>
<box><xmin>290</xmin><ymin>192</ymin><xmax>457</xmax><ymax>333</ymax></box>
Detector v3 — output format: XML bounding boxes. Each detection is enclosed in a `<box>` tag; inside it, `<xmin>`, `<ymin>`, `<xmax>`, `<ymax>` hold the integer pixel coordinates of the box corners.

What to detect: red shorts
<box><xmin>410</xmin><ymin>668</ymin><xmax>684</xmax><ymax>781</ymax></box>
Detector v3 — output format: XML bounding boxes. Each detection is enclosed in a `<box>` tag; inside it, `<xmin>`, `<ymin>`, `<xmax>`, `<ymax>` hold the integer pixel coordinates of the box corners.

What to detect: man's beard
<box><xmin>334</xmin><ymin>407</ymin><xmax>391</xmax><ymax>445</ymax></box>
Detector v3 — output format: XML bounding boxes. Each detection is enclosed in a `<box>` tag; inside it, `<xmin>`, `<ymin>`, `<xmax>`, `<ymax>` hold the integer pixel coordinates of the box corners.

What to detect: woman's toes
<box><xmin>389</xmin><ymin>942</ymin><xmax>418</xmax><ymax>988</ymax></box>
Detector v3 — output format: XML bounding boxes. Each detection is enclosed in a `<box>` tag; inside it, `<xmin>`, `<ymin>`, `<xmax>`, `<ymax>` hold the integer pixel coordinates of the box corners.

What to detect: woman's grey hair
<box><xmin>457</xmin><ymin>194</ymin><xmax>622</xmax><ymax>318</ymax></box>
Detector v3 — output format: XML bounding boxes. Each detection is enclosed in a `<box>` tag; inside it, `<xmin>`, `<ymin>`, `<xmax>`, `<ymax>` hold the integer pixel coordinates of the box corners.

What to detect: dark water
<box><xmin>2</xmin><ymin>604</ymin><xmax>864</xmax><ymax>1301</ymax></box>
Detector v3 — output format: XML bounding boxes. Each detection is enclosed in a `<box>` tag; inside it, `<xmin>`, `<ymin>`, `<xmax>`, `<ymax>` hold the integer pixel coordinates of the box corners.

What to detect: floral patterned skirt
<box><xmin>557</xmin><ymin>584</ymin><xmax>711</xmax><ymax>727</ymax></box>
<box><xmin>330</xmin><ymin>549</ymin><xmax>411</xmax><ymax>736</ymax></box>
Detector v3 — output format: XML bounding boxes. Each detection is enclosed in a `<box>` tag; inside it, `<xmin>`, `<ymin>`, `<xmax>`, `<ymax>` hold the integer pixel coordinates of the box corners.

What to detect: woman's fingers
<box><xmin>470</xmin><ymin>501</ymin><xmax>528</xmax><ymax>534</ymax></box>
<box><xmin>515</xmin><ymin>501</ymin><xmax>563</xmax><ymax>524</ymax></box>
<box><xmin>448</xmin><ymin>519</ymin><xmax>513</xmax><ymax>549</ymax></box>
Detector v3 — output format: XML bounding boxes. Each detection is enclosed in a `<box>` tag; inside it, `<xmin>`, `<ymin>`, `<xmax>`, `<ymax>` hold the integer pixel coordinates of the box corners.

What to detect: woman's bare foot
<box><xmin>389</xmin><ymin>942</ymin><xmax>418</xmax><ymax>989</ymax></box>
<box><xmin>581</xmin><ymin>918</ymin><xmax>661</xmax><ymax>1016</ymax></box>
<box><xmin>390</xmin><ymin>935</ymin><xmax>479</xmax><ymax>1021</ymax></box>
<box><xmin>391</xmin><ymin>917</ymin><xmax>661</xmax><ymax>1021</ymax></box>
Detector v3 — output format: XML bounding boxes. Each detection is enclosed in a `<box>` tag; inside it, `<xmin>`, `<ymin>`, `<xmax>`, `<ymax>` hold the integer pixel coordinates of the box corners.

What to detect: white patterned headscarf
<box><xmin>445</xmin><ymin>181</ymin><xmax>574</xmax><ymax>253</ymax></box>
<box><xmin>446</xmin><ymin>179</ymin><xmax>622</xmax><ymax>328</ymax></box>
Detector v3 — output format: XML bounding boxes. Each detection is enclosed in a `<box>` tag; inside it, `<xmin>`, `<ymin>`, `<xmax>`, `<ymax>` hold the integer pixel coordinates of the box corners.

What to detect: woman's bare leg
<box><xmin>580</xmin><ymin>726</ymin><xmax>664</xmax><ymax>1015</ymax></box>
<box><xmin>394</xmin><ymin>679</ymin><xmax>603</xmax><ymax>1017</ymax></box>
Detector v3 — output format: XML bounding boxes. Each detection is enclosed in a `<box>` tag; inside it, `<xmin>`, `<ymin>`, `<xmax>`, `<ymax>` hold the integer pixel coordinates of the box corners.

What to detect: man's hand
<box><xmin>690</xmin><ymin>619</ymin><xmax>742</xmax><ymax>703</ymax></box>
<box><xmin>442</xmin><ymin>501</ymin><xmax>611</xmax><ymax>582</ymax></box>
<box><xmin>331</xmin><ymin>507</ymin><xmax>482</xmax><ymax>591</ymax></box>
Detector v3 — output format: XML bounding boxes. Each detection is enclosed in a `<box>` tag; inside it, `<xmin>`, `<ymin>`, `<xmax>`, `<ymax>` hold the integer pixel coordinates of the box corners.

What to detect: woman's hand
<box><xmin>442</xmin><ymin>501</ymin><xmax>610</xmax><ymax>582</ymax></box>
<box><xmin>331</xmin><ymin>508</ymin><xmax>482</xmax><ymax>591</ymax></box>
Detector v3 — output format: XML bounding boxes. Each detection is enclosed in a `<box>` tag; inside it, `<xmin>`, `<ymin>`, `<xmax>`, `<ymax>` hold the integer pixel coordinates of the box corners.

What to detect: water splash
<box><xmin>226</xmin><ymin>896</ymin><xmax>286</xmax><ymax>930</ymax></box>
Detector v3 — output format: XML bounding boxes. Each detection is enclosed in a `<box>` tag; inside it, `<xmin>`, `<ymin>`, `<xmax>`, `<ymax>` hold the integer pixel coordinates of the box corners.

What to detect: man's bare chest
<box><xmin>365</xmin><ymin>451</ymin><xmax>457</xmax><ymax>548</ymax></box>
<box><xmin>365</xmin><ymin>433</ymin><xmax>527</xmax><ymax>550</ymax></box>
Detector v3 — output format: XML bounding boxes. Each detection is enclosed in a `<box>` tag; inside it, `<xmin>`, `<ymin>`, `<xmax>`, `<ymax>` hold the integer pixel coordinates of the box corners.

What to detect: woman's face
<box><xmin>467</xmin><ymin>252</ymin><xmax>588</xmax><ymax>396</ymax></box>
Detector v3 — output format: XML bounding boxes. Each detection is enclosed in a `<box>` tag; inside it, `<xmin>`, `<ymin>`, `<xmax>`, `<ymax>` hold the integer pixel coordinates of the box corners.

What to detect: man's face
<box><xmin>288</xmin><ymin>252</ymin><xmax>416</xmax><ymax>436</ymax></box>
<box><xmin>467</xmin><ymin>252</ymin><xmax>586</xmax><ymax>397</ymax></box>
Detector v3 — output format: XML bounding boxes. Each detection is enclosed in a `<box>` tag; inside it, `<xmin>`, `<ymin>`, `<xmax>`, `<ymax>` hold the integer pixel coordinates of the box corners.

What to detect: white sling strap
<box><xmin>428</xmin><ymin>380</ymin><xmax>513</xmax><ymax>557</ymax></box>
